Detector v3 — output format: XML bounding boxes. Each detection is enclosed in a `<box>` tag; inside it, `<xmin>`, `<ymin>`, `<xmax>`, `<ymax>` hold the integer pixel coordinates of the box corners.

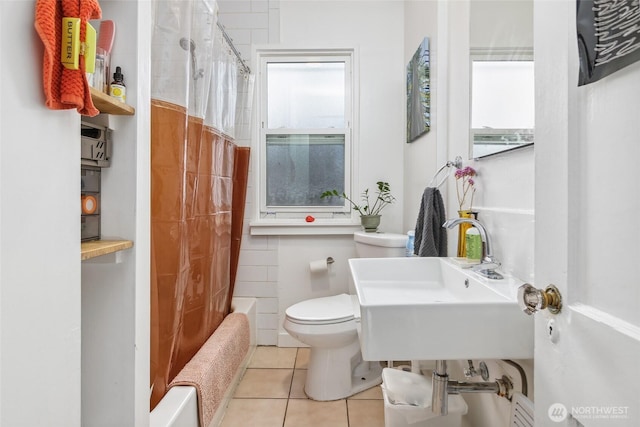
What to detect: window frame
<box><xmin>256</xmin><ymin>49</ymin><xmax>357</xmax><ymax>220</ymax></box>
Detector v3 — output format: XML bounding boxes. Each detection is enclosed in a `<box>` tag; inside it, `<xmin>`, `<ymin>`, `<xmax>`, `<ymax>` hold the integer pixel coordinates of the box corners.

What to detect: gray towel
<box><xmin>413</xmin><ymin>187</ymin><xmax>447</xmax><ymax>257</ymax></box>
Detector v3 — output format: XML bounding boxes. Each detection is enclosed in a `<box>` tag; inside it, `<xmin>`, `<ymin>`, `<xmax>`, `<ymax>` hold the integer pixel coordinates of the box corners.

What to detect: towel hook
<box><xmin>428</xmin><ymin>156</ymin><xmax>463</xmax><ymax>188</ymax></box>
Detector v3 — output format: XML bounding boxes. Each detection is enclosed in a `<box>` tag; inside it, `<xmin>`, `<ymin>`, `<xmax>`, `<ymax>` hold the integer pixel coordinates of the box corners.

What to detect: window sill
<box><xmin>249</xmin><ymin>219</ymin><xmax>361</xmax><ymax>236</ymax></box>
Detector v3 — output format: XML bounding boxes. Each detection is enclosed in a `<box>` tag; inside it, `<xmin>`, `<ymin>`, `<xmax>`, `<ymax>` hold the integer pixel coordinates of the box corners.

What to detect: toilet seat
<box><xmin>285</xmin><ymin>294</ymin><xmax>354</xmax><ymax>325</ymax></box>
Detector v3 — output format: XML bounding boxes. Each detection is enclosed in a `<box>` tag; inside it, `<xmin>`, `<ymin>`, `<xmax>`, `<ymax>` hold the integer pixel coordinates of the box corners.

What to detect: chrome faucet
<box><xmin>442</xmin><ymin>218</ymin><xmax>503</xmax><ymax>280</ymax></box>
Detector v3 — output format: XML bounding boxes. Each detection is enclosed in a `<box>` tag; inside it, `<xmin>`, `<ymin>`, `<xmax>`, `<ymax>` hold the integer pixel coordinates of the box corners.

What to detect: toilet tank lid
<box><xmin>354</xmin><ymin>231</ymin><xmax>407</xmax><ymax>248</ymax></box>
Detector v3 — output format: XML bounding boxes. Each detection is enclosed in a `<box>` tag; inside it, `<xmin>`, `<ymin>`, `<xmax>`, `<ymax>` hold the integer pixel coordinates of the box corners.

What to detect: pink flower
<box><xmin>461</xmin><ymin>166</ymin><xmax>476</xmax><ymax>176</ymax></box>
<box><xmin>455</xmin><ymin>166</ymin><xmax>477</xmax><ymax>210</ymax></box>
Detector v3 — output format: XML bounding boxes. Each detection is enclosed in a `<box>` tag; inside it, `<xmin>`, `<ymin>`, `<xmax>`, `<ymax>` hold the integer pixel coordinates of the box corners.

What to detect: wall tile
<box><xmin>236</xmin><ymin>265</ymin><xmax>269</xmax><ymax>281</ymax></box>
<box><xmin>233</xmin><ymin>281</ymin><xmax>277</xmax><ymax>297</ymax></box>
<box><xmin>257</xmin><ymin>313</ymin><xmax>279</xmax><ymax>329</ymax></box>
<box><xmin>256</xmin><ymin>297</ymin><xmax>278</xmax><ymax>313</ymax></box>
<box><xmin>251</xmin><ymin>0</ymin><xmax>268</xmax><ymax>13</ymax></box>
<box><xmin>217</xmin><ymin>1</ymin><xmax>251</xmax><ymax>14</ymax></box>
<box><xmin>251</xmin><ymin>29</ymin><xmax>269</xmax><ymax>45</ymax></box>
<box><xmin>267</xmin><ymin>236</ymin><xmax>279</xmax><ymax>250</ymax></box>
<box><xmin>224</xmin><ymin>28</ymin><xmax>252</xmax><ymax>45</ymax></box>
<box><xmin>239</xmin><ymin>249</ymin><xmax>278</xmax><ymax>266</ymax></box>
<box><xmin>239</xmin><ymin>235</ymin><xmax>269</xmax><ymax>250</ymax></box>
<box><xmin>219</xmin><ymin>13</ymin><xmax>269</xmax><ymax>29</ymax></box>
<box><xmin>268</xmin><ymin>9</ymin><xmax>280</xmax><ymax>43</ymax></box>
<box><xmin>257</xmin><ymin>329</ymin><xmax>278</xmax><ymax>345</ymax></box>
<box><xmin>219</xmin><ymin>4</ymin><xmax>282</xmax><ymax>349</ymax></box>
<box><xmin>236</xmin><ymin>45</ymin><xmax>252</xmax><ymax>65</ymax></box>
<box><xmin>267</xmin><ymin>266</ymin><xmax>278</xmax><ymax>282</ymax></box>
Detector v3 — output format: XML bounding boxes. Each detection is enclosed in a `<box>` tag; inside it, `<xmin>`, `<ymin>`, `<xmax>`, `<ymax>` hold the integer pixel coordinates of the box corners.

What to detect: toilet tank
<box><xmin>354</xmin><ymin>231</ymin><xmax>407</xmax><ymax>258</ymax></box>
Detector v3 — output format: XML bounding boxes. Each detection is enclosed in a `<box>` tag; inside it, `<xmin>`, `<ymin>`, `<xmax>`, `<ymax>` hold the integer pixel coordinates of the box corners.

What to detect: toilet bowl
<box><xmin>283</xmin><ymin>231</ymin><xmax>407</xmax><ymax>401</ymax></box>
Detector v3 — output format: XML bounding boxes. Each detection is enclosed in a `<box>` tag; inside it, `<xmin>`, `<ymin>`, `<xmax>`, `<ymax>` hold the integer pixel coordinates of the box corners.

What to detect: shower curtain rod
<box><xmin>217</xmin><ymin>22</ymin><xmax>251</xmax><ymax>75</ymax></box>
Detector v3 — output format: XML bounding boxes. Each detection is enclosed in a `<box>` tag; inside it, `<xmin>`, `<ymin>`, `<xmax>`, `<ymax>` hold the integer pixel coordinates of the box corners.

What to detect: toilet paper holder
<box><xmin>309</xmin><ymin>257</ymin><xmax>335</xmax><ymax>274</ymax></box>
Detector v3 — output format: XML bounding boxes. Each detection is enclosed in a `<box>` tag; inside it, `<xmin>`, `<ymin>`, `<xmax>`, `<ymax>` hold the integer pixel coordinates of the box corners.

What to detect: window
<box><xmin>257</xmin><ymin>50</ymin><xmax>355</xmax><ymax>220</ymax></box>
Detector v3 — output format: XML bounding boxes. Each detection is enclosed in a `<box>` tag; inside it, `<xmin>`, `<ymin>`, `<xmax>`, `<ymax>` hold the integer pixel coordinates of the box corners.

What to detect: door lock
<box><xmin>517</xmin><ymin>283</ymin><xmax>563</xmax><ymax>315</ymax></box>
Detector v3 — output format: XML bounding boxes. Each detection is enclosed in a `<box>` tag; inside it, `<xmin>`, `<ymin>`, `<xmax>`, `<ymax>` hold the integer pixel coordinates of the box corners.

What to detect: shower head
<box><xmin>179</xmin><ymin>37</ymin><xmax>204</xmax><ymax>83</ymax></box>
<box><xmin>179</xmin><ymin>37</ymin><xmax>196</xmax><ymax>52</ymax></box>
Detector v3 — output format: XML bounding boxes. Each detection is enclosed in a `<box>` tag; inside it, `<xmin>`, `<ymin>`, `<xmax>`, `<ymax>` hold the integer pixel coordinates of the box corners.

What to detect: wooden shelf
<box><xmin>81</xmin><ymin>239</ymin><xmax>133</xmax><ymax>260</ymax></box>
<box><xmin>89</xmin><ymin>87</ymin><xmax>135</xmax><ymax>116</ymax></box>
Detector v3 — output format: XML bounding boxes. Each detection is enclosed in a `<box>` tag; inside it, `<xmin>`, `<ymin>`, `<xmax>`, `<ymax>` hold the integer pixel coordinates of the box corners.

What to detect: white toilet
<box><xmin>283</xmin><ymin>231</ymin><xmax>408</xmax><ymax>401</ymax></box>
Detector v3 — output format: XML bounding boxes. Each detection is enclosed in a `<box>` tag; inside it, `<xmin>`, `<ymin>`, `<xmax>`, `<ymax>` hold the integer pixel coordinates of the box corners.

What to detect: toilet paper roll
<box><xmin>309</xmin><ymin>259</ymin><xmax>329</xmax><ymax>274</ymax></box>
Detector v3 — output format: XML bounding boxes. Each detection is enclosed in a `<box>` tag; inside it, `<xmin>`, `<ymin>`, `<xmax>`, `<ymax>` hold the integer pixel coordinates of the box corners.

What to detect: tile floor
<box><xmin>220</xmin><ymin>346</ymin><xmax>386</xmax><ymax>427</ymax></box>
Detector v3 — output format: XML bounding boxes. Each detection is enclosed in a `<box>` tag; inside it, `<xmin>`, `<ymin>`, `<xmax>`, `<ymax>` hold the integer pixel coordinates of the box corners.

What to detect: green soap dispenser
<box><xmin>465</xmin><ymin>227</ymin><xmax>482</xmax><ymax>260</ymax></box>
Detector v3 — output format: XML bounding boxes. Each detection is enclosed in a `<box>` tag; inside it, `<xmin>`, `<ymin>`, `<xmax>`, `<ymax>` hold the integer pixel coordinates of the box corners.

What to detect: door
<box><xmin>534</xmin><ymin>1</ymin><xmax>640</xmax><ymax>426</ymax></box>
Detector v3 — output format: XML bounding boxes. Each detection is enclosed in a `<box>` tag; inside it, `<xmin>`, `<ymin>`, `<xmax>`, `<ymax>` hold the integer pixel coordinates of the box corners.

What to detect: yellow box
<box><xmin>84</xmin><ymin>22</ymin><xmax>96</xmax><ymax>74</ymax></box>
<box><xmin>61</xmin><ymin>17</ymin><xmax>80</xmax><ymax>70</ymax></box>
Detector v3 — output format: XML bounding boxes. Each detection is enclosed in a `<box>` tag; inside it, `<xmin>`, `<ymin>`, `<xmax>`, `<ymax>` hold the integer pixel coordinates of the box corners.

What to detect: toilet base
<box><xmin>348</xmin><ymin>359</ymin><xmax>384</xmax><ymax>396</ymax></box>
<box><xmin>304</xmin><ymin>339</ymin><xmax>383</xmax><ymax>401</ymax></box>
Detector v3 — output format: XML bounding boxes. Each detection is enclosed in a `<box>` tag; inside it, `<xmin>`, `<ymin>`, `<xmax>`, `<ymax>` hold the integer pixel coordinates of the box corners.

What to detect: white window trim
<box><xmin>250</xmin><ymin>47</ymin><xmax>360</xmax><ymax>235</ymax></box>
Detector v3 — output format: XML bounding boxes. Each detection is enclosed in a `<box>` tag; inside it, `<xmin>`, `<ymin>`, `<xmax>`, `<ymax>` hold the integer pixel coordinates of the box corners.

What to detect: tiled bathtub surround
<box><xmin>218</xmin><ymin>0</ymin><xmax>282</xmax><ymax>346</ymax></box>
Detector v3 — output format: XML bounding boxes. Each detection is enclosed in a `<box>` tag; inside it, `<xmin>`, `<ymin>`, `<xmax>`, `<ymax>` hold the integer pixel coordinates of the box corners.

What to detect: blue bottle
<box><xmin>406</xmin><ymin>230</ymin><xmax>415</xmax><ymax>257</ymax></box>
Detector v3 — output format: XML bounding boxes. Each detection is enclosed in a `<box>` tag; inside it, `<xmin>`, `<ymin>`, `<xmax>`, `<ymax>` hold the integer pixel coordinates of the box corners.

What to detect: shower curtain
<box><xmin>149</xmin><ymin>0</ymin><xmax>255</xmax><ymax>409</ymax></box>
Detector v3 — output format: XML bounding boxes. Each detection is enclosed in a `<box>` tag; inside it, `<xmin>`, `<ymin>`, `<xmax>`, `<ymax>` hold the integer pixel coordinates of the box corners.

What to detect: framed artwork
<box><xmin>577</xmin><ymin>0</ymin><xmax>640</xmax><ymax>86</ymax></box>
<box><xmin>406</xmin><ymin>37</ymin><xmax>431</xmax><ymax>143</ymax></box>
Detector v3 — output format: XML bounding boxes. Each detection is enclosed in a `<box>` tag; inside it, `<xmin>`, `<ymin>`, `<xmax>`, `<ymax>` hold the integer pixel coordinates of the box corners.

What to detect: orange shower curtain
<box><xmin>150</xmin><ymin>100</ymin><xmax>240</xmax><ymax>408</ymax></box>
<box><xmin>148</xmin><ymin>0</ymin><xmax>254</xmax><ymax>409</ymax></box>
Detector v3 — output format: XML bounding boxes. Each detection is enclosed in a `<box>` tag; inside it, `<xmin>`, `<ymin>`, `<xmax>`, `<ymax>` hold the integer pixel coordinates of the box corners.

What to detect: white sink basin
<box><xmin>348</xmin><ymin>257</ymin><xmax>533</xmax><ymax>361</ymax></box>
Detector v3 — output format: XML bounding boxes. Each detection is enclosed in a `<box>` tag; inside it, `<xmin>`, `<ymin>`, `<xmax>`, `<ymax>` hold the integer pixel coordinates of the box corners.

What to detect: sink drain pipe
<box><xmin>432</xmin><ymin>360</ymin><xmax>514</xmax><ymax>416</ymax></box>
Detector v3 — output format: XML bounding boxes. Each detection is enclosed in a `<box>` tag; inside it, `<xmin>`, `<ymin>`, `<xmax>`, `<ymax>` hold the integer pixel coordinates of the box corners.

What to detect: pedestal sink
<box><xmin>348</xmin><ymin>257</ymin><xmax>533</xmax><ymax>361</ymax></box>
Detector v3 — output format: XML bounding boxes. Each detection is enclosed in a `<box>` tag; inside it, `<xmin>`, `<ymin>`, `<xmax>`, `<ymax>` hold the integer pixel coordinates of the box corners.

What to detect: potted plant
<box><xmin>321</xmin><ymin>181</ymin><xmax>395</xmax><ymax>232</ymax></box>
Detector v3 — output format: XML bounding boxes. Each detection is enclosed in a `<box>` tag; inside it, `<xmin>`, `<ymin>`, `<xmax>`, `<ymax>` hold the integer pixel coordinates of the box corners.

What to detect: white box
<box><xmin>381</xmin><ymin>368</ymin><xmax>468</xmax><ymax>427</ymax></box>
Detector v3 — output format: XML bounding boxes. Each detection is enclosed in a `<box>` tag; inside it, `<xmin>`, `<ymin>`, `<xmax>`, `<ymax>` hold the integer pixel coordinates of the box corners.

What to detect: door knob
<box><xmin>517</xmin><ymin>283</ymin><xmax>562</xmax><ymax>315</ymax></box>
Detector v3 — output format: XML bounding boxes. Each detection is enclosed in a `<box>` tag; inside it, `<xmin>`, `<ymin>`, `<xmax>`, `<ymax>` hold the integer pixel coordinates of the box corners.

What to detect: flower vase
<box><xmin>360</xmin><ymin>215</ymin><xmax>381</xmax><ymax>232</ymax></box>
<box><xmin>457</xmin><ymin>210</ymin><xmax>478</xmax><ymax>257</ymax></box>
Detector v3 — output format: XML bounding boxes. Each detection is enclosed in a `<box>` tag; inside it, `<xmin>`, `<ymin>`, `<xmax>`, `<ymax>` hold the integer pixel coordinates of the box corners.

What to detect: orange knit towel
<box><xmin>34</xmin><ymin>0</ymin><xmax>102</xmax><ymax>116</ymax></box>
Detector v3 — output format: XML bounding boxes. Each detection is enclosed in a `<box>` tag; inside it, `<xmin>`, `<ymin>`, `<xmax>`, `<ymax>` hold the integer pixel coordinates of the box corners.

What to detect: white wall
<box><xmin>402</xmin><ymin>1</ymin><xmax>442</xmax><ymax>232</ymax></box>
<box><xmin>279</xmin><ymin>0</ymin><xmax>405</xmax><ymax>232</ymax></box>
<box><xmin>1</xmin><ymin>2</ymin><xmax>149</xmax><ymax>426</ymax></box>
<box><xmin>470</xmin><ymin>0</ymin><xmax>533</xmax><ymax>49</ymax></box>
<box><xmin>81</xmin><ymin>2</ymin><xmax>151</xmax><ymax>426</ymax></box>
<box><xmin>1</xmin><ymin>2</ymin><xmax>81</xmax><ymax>426</ymax></box>
<box><xmin>275</xmin><ymin>0</ymin><xmax>405</xmax><ymax>346</ymax></box>
<box><xmin>229</xmin><ymin>0</ymin><xmax>405</xmax><ymax>345</ymax></box>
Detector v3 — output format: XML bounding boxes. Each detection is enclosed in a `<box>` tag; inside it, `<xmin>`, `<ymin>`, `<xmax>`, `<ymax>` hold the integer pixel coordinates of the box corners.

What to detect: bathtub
<box><xmin>150</xmin><ymin>297</ymin><xmax>257</xmax><ymax>427</ymax></box>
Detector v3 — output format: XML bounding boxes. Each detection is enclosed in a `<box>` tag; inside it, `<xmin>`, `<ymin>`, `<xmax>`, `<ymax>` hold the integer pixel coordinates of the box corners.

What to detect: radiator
<box><xmin>510</xmin><ymin>392</ymin><xmax>534</xmax><ymax>427</ymax></box>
